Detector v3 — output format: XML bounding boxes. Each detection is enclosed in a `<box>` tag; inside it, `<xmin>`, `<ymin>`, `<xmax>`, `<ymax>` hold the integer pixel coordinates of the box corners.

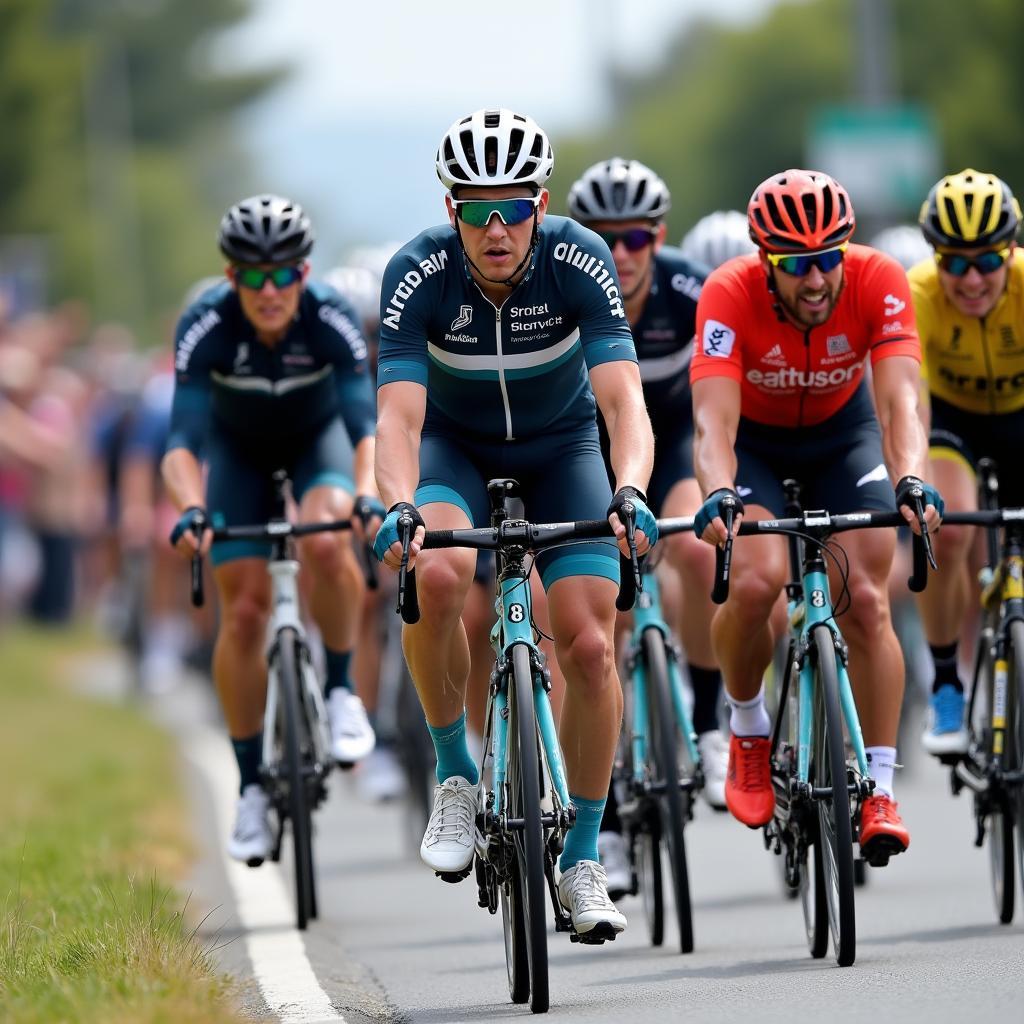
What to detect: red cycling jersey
<box><xmin>690</xmin><ymin>245</ymin><xmax>920</xmax><ymax>427</ymax></box>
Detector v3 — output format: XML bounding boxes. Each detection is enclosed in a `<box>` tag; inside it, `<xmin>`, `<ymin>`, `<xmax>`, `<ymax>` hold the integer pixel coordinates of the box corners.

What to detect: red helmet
<box><xmin>747</xmin><ymin>169</ymin><xmax>855</xmax><ymax>253</ymax></box>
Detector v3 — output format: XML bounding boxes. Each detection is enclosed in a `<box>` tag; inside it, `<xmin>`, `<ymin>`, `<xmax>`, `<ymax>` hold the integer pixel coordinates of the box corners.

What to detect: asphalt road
<box><xmin>161</xmin><ymin>671</ymin><xmax>1024</xmax><ymax>1024</ymax></box>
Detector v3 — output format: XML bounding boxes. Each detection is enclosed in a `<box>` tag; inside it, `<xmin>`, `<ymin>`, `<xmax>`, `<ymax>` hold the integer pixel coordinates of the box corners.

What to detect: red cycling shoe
<box><xmin>859</xmin><ymin>794</ymin><xmax>910</xmax><ymax>867</ymax></box>
<box><xmin>725</xmin><ymin>735</ymin><xmax>775</xmax><ymax>828</ymax></box>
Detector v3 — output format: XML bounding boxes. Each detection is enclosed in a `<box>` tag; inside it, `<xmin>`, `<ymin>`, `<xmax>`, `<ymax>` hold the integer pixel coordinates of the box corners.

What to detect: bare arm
<box><xmin>352</xmin><ymin>435</ymin><xmax>377</xmax><ymax>497</ymax></box>
<box><xmin>160</xmin><ymin>446</ymin><xmax>209</xmax><ymax>556</ymax></box>
<box><xmin>692</xmin><ymin>375</ymin><xmax>742</xmax><ymax>545</ymax></box>
<box><xmin>590</xmin><ymin>360</ymin><xmax>654</xmax><ymax>492</ymax></box>
<box><xmin>871</xmin><ymin>354</ymin><xmax>939</xmax><ymax>531</ymax></box>
<box><xmin>374</xmin><ymin>380</ymin><xmax>426</xmax><ymax>508</ymax></box>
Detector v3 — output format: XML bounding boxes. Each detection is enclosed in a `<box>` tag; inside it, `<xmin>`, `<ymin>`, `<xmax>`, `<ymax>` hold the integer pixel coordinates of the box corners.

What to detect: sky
<box><xmin>213</xmin><ymin>0</ymin><xmax>781</xmax><ymax>265</ymax></box>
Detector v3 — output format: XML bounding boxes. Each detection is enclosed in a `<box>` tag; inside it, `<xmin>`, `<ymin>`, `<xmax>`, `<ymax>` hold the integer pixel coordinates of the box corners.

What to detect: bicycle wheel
<box><xmin>1013</xmin><ymin>619</ymin><xmax>1024</xmax><ymax>912</ymax></box>
<box><xmin>800</xmin><ymin>833</ymin><xmax>829</xmax><ymax>959</ymax></box>
<box><xmin>810</xmin><ymin>626</ymin><xmax>855</xmax><ymax>966</ymax></box>
<box><xmin>504</xmin><ymin>643</ymin><xmax>547</xmax><ymax>1013</ymax></box>
<box><xmin>643</xmin><ymin>628</ymin><xmax>694</xmax><ymax>953</ymax></box>
<box><xmin>277</xmin><ymin>628</ymin><xmax>316</xmax><ymax>931</ymax></box>
<box><xmin>989</xmin><ymin>618</ymin><xmax>1023</xmax><ymax>924</ymax></box>
<box><xmin>636</xmin><ymin>806</ymin><xmax>665</xmax><ymax>946</ymax></box>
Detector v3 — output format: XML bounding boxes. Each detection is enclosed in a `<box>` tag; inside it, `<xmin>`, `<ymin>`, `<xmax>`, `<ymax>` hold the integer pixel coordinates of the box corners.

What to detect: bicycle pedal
<box><xmin>861</xmin><ymin>836</ymin><xmax>904</xmax><ymax>868</ymax></box>
<box><xmin>245</xmin><ymin>857</ymin><xmax>265</xmax><ymax>869</ymax></box>
<box><xmin>335</xmin><ymin>759</ymin><xmax>356</xmax><ymax>772</ymax></box>
<box><xmin>572</xmin><ymin>923</ymin><xmax>617</xmax><ymax>945</ymax></box>
<box><xmin>435</xmin><ymin>866</ymin><xmax>472</xmax><ymax>884</ymax></box>
<box><xmin>936</xmin><ymin>752</ymin><xmax>962</xmax><ymax>767</ymax></box>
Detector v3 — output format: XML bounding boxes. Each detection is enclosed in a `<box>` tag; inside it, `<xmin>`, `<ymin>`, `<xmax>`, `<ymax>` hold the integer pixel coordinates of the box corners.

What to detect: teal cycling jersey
<box><xmin>168</xmin><ymin>280</ymin><xmax>375</xmax><ymax>455</ymax></box>
<box><xmin>632</xmin><ymin>245</ymin><xmax>707</xmax><ymax>427</ymax></box>
<box><xmin>376</xmin><ymin>215</ymin><xmax>637</xmax><ymax>441</ymax></box>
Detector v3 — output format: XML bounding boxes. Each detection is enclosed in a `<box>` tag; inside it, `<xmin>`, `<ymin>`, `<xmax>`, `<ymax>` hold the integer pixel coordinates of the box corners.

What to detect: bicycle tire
<box><xmin>810</xmin><ymin>626</ymin><xmax>856</xmax><ymax>966</ymax></box>
<box><xmin>501</xmin><ymin>853</ymin><xmax>530</xmax><ymax>1004</ymax></box>
<box><xmin>988</xmin><ymin>618</ymin><xmax>1023</xmax><ymax>924</ymax></box>
<box><xmin>800</xmin><ymin>833</ymin><xmax>829</xmax><ymax>958</ymax></box>
<box><xmin>643</xmin><ymin>628</ymin><xmax>694</xmax><ymax>953</ymax></box>
<box><xmin>636</xmin><ymin>806</ymin><xmax>665</xmax><ymax>946</ymax></box>
<box><xmin>506</xmin><ymin>643</ymin><xmax>548</xmax><ymax>1013</ymax></box>
<box><xmin>1013</xmin><ymin>619</ymin><xmax>1024</xmax><ymax>913</ymax></box>
<box><xmin>277</xmin><ymin>627</ymin><xmax>316</xmax><ymax>931</ymax></box>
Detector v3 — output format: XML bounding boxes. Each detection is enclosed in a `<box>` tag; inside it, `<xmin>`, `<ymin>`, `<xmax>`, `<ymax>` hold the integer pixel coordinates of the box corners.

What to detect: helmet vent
<box><xmin>458</xmin><ymin>130</ymin><xmax>480</xmax><ymax>175</ymax></box>
<box><xmin>484</xmin><ymin>111</ymin><xmax>500</xmax><ymax>128</ymax></box>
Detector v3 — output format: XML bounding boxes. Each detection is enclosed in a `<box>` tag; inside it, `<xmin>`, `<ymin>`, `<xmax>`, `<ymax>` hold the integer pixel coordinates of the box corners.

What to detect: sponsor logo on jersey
<box><xmin>884</xmin><ymin>293</ymin><xmax>906</xmax><ymax>316</ymax></box>
<box><xmin>450</xmin><ymin>305</ymin><xmax>473</xmax><ymax>331</ymax></box>
<box><xmin>444</xmin><ymin>332</ymin><xmax>478</xmax><ymax>344</ymax></box>
<box><xmin>175</xmin><ymin>309</ymin><xmax>221</xmax><ymax>372</ymax></box>
<box><xmin>939</xmin><ymin>366</ymin><xmax>1024</xmax><ymax>392</ymax></box>
<box><xmin>509</xmin><ymin>302</ymin><xmax>564</xmax><ymax>335</ymax></box>
<box><xmin>881</xmin><ymin>320</ymin><xmax>906</xmax><ymax>335</ymax></box>
<box><xmin>552</xmin><ymin>241</ymin><xmax>625</xmax><ymax>318</ymax></box>
<box><xmin>1001</xmin><ymin>324</ymin><xmax>1017</xmax><ymax>349</ymax></box>
<box><xmin>382</xmin><ymin>250</ymin><xmax>449</xmax><ymax>330</ymax></box>
<box><xmin>761</xmin><ymin>343</ymin><xmax>786</xmax><ymax>367</ymax></box>
<box><xmin>233</xmin><ymin>342</ymin><xmax>250</xmax><ymax>373</ymax></box>
<box><xmin>746</xmin><ymin>359</ymin><xmax>865</xmax><ymax>389</ymax></box>
<box><xmin>670</xmin><ymin>272</ymin><xmax>703</xmax><ymax>301</ymax></box>
<box><xmin>826</xmin><ymin>333</ymin><xmax>851</xmax><ymax>356</ymax></box>
<box><xmin>702</xmin><ymin>320</ymin><xmax>736</xmax><ymax>358</ymax></box>
<box><xmin>318</xmin><ymin>304</ymin><xmax>367</xmax><ymax>360</ymax></box>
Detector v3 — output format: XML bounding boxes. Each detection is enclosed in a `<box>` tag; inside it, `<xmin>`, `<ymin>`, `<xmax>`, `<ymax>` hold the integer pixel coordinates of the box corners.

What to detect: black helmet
<box><xmin>217</xmin><ymin>194</ymin><xmax>314</xmax><ymax>265</ymax></box>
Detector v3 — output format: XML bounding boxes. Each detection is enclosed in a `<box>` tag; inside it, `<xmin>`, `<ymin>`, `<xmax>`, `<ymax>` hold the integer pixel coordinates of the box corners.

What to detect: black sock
<box><xmin>231</xmin><ymin>732</ymin><xmax>263</xmax><ymax>794</ymax></box>
<box><xmin>689</xmin><ymin>663</ymin><xmax>723</xmax><ymax>736</ymax></box>
<box><xmin>929</xmin><ymin>642</ymin><xmax>962</xmax><ymax>694</ymax></box>
<box><xmin>600</xmin><ymin>779</ymin><xmax>620</xmax><ymax>833</ymax></box>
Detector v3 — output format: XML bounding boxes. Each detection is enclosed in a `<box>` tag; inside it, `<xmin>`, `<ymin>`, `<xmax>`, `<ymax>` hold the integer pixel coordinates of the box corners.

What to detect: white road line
<box><xmin>187</xmin><ymin>727</ymin><xmax>346</xmax><ymax>1024</ymax></box>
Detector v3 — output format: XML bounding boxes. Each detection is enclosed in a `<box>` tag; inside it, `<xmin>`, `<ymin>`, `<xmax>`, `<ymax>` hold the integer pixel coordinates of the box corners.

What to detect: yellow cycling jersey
<box><xmin>909</xmin><ymin>249</ymin><xmax>1024</xmax><ymax>414</ymax></box>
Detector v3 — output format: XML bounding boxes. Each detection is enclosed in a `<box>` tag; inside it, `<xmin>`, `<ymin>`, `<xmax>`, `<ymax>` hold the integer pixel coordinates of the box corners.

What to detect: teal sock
<box><xmin>231</xmin><ymin>732</ymin><xmax>263</xmax><ymax>794</ymax></box>
<box><xmin>323</xmin><ymin>646</ymin><xmax>352</xmax><ymax>696</ymax></box>
<box><xmin>428</xmin><ymin>712</ymin><xmax>479</xmax><ymax>785</ymax></box>
<box><xmin>559</xmin><ymin>794</ymin><xmax>606</xmax><ymax>871</ymax></box>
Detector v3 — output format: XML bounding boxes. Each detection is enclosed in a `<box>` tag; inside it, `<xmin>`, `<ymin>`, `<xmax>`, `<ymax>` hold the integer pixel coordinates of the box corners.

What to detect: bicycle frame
<box><xmin>487</xmin><ymin>562</ymin><xmax>571</xmax><ymax>819</ymax></box>
<box><xmin>628</xmin><ymin>563</ymin><xmax>699</xmax><ymax>781</ymax></box>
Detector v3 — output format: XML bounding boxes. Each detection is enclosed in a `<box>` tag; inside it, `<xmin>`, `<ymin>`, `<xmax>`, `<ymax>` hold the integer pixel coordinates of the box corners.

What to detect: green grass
<box><xmin>0</xmin><ymin>624</ymin><xmax>243</xmax><ymax>1023</ymax></box>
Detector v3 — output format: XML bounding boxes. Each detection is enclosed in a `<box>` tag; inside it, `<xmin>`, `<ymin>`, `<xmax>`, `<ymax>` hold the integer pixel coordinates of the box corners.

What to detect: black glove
<box><xmin>373</xmin><ymin>501</ymin><xmax>425</xmax><ymax>561</ymax></box>
<box><xmin>608</xmin><ymin>486</ymin><xmax>659</xmax><ymax>545</ymax></box>
<box><xmin>694</xmin><ymin>488</ymin><xmax>744</xmax><ymax>537</ymax></box>
<box><xmin>169</xmin><ymin>505</ymin><xmax>208</xmax><ymax>546</ymax></box>
<box><xmin>353</xmin><ymin>494</ymin><xmax>387</xmax><ymax>531</ymax></box>
<box><xmin>895</xmin><ymin>476</ymin><xmax>945</xmax><ymax>518</ymax></box>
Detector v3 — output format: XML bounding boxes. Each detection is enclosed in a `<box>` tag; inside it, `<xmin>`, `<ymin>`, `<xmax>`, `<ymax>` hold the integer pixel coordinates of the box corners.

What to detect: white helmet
<box><xmin>679</xmin><ymin>210</ymin><xmax>757</xmax><ymax>270</ymax></box>
<box><xmin>868</xmin><ymin>224</ymin><xmax>933</xmax><ymax>271</ymax></box>
<box><xmin>436</xmin><ymin>108</ymin><xmax>554</xmax><ymax>193</ymax></box>
<box><xmin>567</xmin><ymin>157</ymin><xmax>671</xmax><ymax>221</ymax></box>
<box><xmin>323</xmin><ymin>265</ymin><xmax>382</xmax><ymax>325</ymax></box>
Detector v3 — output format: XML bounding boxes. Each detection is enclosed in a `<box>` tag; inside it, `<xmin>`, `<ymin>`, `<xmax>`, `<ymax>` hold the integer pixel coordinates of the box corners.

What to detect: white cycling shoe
<box><xmin>698</xmin><ymin>729</ymin><xmax>730</xmax><ymax>811</ymax></box>
<box><xmin>327</xmin><ymin>688</ymin><xmax>376</xmax><ymax>766</ymax></box>
<box><xmin>597</xmin><ymin>830</ymin><xmax>632</xmax><ymax>900</ymax></box>
<box><xmin>228</xmin><ymin>784</ymin><xmax>273</xmax><ymax>866</ymax></box>
<box><xmin>557</xmin><ymin>860</ymin><xmax>627</xmax><ymax>939</ymax></box>
<box><xmin>420</xmin><ymin>775</ymin><xmax>479</xmax><ymax>876</ymax></box>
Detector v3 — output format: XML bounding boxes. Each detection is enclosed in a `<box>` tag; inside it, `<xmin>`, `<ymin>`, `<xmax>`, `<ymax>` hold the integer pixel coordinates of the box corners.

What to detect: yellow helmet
<box><xmin>919</xmin><ymin>168</ymin><xmax>1021</xmax><ymax>249</ymax></box>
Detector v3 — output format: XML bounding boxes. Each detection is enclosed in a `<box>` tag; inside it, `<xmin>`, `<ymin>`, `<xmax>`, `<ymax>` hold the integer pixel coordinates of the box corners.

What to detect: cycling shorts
<box><xmin>733</xmin><ymin>382</ymin><xmax>895</xmax><ymax>516</ymax></box>
<box><xmin>416</xmin><ymin>425</ymin><xmax>618</xmax><ymax>590</ymax></box>
<box><xmin>206</xmin><ymin>415</ymin><xmax>355</xmax><ymax>565</ymax></box>
<box><xmin>930</xmin><ymin>396</ymin><xmax>1024</xmax><ymax>506</ymax></box>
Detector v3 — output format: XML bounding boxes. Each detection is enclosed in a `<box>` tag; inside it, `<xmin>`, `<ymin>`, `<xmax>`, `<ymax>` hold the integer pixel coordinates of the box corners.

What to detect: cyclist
<box><xmin>909</xmin><ymin>169</ymin><xmax>1023</xmax><ymax>755</ymax></box>
<box><xmin>566</xmin><ymin>158</ymin><xmax>723</xmax><ymax>895</ymax></box>
<box><xmin>679</xmin><ymin>209</ymin><xmax>758</xmax><ymax>270</ymax></box>
<box><xmin>373</xmin><ymin>108</ymin><xmax>656</xmax><ymax>938</ymax></box>
<box><xmin>691</xmin><ymin>168</ymin><xmax>942</xmax><ymax>864</ymax></box>
<box><xmin>163</xmin><ymin>194</ymin><xmax>381</xmax><ymax>864</ymax></box>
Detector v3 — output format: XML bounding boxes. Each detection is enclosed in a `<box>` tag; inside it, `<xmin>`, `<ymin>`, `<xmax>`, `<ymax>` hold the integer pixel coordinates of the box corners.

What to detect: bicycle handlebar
<box><xmin>396</xmin><ymin>516</ymin><xmax>642</xmax><ymax>623</ymax></box>
<box><xmin>187</xmin><ymin>517</ymin><xmax>367</xmax><ymax>608</ymax></box>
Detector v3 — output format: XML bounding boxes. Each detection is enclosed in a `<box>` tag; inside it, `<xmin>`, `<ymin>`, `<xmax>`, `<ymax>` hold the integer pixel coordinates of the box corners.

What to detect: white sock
<box><xmin>727</xmin><ymin>686</ymin><xmax>771</xmax><ymax>737</ymax></box>
<box><xmin>865</xmin><ymin>746</ymin><xmax>897</xmax><ymax>798</ymax></box>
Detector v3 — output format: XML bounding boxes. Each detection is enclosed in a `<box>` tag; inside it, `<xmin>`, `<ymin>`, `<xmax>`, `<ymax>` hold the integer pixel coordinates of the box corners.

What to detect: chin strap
<box><xmin>456</xmin><ymin>210</ymin><xmax>539</xmax><ymax>289</ymax></box>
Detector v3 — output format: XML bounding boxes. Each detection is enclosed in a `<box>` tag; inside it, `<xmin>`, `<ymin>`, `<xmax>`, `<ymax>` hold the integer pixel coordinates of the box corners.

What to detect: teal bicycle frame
<box><xmin>489</xmin><ymin>571</ymin><xmax>571</xmax><ymax>817</ymax></box>
<box><xmin>629</xmin><ymin>565</ymin><xmax>699</xmax><ymax>781</ymax></box>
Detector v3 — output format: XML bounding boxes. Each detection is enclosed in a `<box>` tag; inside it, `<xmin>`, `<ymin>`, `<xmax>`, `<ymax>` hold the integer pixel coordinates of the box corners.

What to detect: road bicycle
<box><xmin>189</xmin><ymin>469</ymin><xmax>361</xmax><ymax>930</ymax></box>
<box><xmin>615</xmin><ymin>534</ymin><xmax>702</xmax><ymax>953</ymax></box>
<box><xmin>396</xmin><ymin>478</ymin><xmax>641</xmax><ymax>1014</ymax></box>
<box><xmin>674</xmin><ymin>484</ymin><xmax>931</xmax><ymax>966</ymax></box>
<box><xmin>940</xmin><ymin>458</ymin><xmax>1024</xmax><ymax>924</ymax></box>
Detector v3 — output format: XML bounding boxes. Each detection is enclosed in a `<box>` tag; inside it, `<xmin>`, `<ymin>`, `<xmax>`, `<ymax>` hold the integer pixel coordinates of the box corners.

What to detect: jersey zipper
<box><xmin>798</xmin><ymin>328</ymin><xmax>812</xmax><ymax>426</ymax></box>
<box><xmin>472</xmin><ymin>281</ymin><xmax>515</xmax><ymax>442</ymax></box>
<box><xmin>979</xmin><ymin>314</ymin><xmax>995</xmax><ymax>413</ymax></box>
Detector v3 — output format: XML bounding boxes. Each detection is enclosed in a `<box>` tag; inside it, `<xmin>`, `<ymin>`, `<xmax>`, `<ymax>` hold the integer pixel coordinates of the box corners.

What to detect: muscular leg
<box><xmin>211</xmin><ymin>558</ymin><xmax>272</xmax><ymax>738</ymax></box>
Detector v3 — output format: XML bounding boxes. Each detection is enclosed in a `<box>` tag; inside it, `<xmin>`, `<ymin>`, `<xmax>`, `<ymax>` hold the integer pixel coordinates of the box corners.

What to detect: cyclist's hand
<box><xmin>352</xmin><ymin>494</ymin><xmax>386</xmax><ymax>543</ymax></box>
<box><xmin>694</xmin><ymin>487</ymin><xmax>744</xmax><ymax>546</ymax></box>
<box><xmin>607</xmin><ymin>486</ymin><xmax>657</xmax><ymax>556</ymax></box>
<box><xmin>895</xmin><ymin>475</ymin><xmax>944</xmax><ymax>535</ymax></box>
<box><xmin>169</xmin><ymin>505</ymin><xmax>211</xmax><ymax>558</ymax></box>
<box><xmin>373</xmin><ymin>501</ymin><xmax>425</xmax><ymax>570</ymax></box>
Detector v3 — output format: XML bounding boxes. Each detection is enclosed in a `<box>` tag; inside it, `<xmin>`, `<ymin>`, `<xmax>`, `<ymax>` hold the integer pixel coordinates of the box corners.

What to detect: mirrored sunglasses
<box><xmin>766</xmin><ymin>243</ymin><xmax>848</xmax><ymax>276</ymax></box>
<box><xmin>597</xmin><ymin>228</ymin><xmax>658</xmax><ymax>253</ymax></box>
<box><xmin>935</xmin><ymin>248</ymin><xmax>1011</xmax><ymax>277</ymax></box>
<box><xmin>234</xmin><ymin>265</ymin><xmax>303</xmax><ymax>290</ymax></box>
<box><xmin>452</xmin><ymin>196</ymin><xmax>540</xmax><ymax>228</ymax></box>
